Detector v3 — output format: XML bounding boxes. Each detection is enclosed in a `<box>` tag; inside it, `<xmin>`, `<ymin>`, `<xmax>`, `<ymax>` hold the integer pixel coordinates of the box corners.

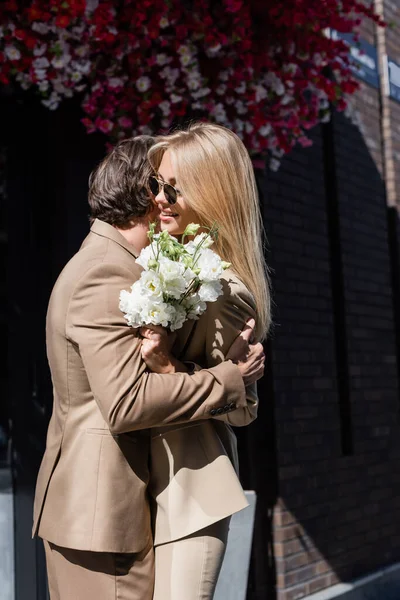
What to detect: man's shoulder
<box><xmin>51</xmin><ymin>233</ymin><xmax>140</xmax><ymax>298</ymax></box>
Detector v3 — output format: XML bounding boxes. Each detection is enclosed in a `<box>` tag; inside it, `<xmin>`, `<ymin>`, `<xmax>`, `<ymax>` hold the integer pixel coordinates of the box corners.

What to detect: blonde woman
<box><xmin>140</xmin><ymin>122</ymin><xmax>271</xmax><ymax>600</ymax></box>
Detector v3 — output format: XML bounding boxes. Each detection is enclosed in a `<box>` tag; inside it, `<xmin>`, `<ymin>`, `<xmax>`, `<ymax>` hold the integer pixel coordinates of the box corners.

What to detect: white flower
<box><xmin>159</xmin><ymin>17</ymin><xmax>169</xmax><ymax>28</ymax></box>
<box><xmin>187</xmin><ymin>76</ymin><xmax>201</xmax><ymax>91</ymax></box>
<box><xmin>269</xmin><ymin>158</ymin><xmax>281</xmax><ymax>172</ymax></box>
<box><xmin>170</xmin><ymin>304</ymin><xmax>187</xmax><ymax>331</ymax></box>
<box><xmin>207</xmin><ymin>43</ymin><xmax>221</xmax><ymax>55</ymax></box>
<box><xmin>52</xmin><ymin>56</ymin><xmax>66</xmax><ymax>69</ymax></box>
<box><xmin>136</xmin><ymin>245</ymin><xmax>156</xmax><ymax>269</ymax></box>
<box><xmin>281</xmin><ymin>94</ymin><xmax>292</xmax><ymax>106</ymax></box>
<box><xmin>75</xmin><ymin>45</ymin><xmax>89</xmax><ymax>57</ymax></box>
<box><xmin>184</xmin><ymin>234</ymin><xmax>213</xmax><ymax>256</ymax></box>
<box><xmin>33</xmin><ymin>57</ymin><xmax>50</xmax><ymax>69</ymax></box>
<box><xmin>216</xmin><ymin>84</ymin><xmax>226</xmax><ymax>95</ymax></box>
<box><xmin>196</xmin><ymin>249</ymin><xmax>224</xmax><ymax>282</ymax></box>
<box><xmin>182</xmin><ymin>294</ymin><xmax>207</xmax><ymax>320</ymax></box>
<box><xmin>136</xmin><ymin>76</ymin><xmax>151</xmax><ymax>92</ymax></box>
<box><xmin>71</xmin><ymin>71</ymin><xmax>83</xmax><ymax>83</ymax></box>
<box><xmin>108</xmin><ymin>77</ymin><xmax>124</xmax><ymax>88</ymax></box>
<box><xmin>41</xmin><ymin>91</ymin><xmax>61</xmax><ymax>110</ymax></box>
<box><xmin>178</xmin><ymin>45</ymin><xmax>191</xmax><ymax>56</ymax></box>
<box><xmin>74</xmin><ymin>60</ymin><xmax>91</xmax><ymax>74</ymax></box>
<box><xmin>38</xmin><ymin>80</ymin><xmax>49</xmax><ymax>92</ymax></box>
<box><xmin>198</xmin><ymin>280</ymin><xmax>222</xmax><ymax>303</ymax></box>
<box><xmin>235</xmin><ymin>100</ymin><xmax>247</xmax><ymax>115</ymax></box>
<box><xmin>5</xmin><ymin>46</ymin><xmax>21</xmax><ymax>61</ymax></box>
<box><xmin>180</xmin><ymin>54</ymin><xmax>191</xmax><ymax>67</ymax></box>
<box><xmin>33</xmin><ymin>44</ymin><xmax>47</xmax><ymax>57</ymax></box>
<box><xmin>265</xmin><ymin>72</ymin><xmax>285</xmax><ymax>96</ymax></box>
<box><xmin>16</xmin><ymin>72</ymin><xmax>31</xmax><ymax>90</ymax></box>
<box><xmin>259</xmin><ymin>124</ymin><xmax>272</xmax><ymax>137</ymax></box>
<box><xmin>85</xmin><ymin>0</ymin><xmax>99</xmax><ymax>14</ymax></box>
<box><xmin>159</xmin><ymin>67</ymin><xmax>179</xmax><ymax>85</ymax></box>
<box><xmin>320</xmin><ymin>111</ymin><xmax>331</xmax><ymax>124</ymax></box>
<box><xmin>53</xmin><ymin>79</ymin><xmax>67</xmax><ymax>93</ymax></box>
<box><xmin>159</xmin><ymin>100</ymin><xmax>171</xmax><ymax>116</ymax></box>
<box><xmin>141</xmin><ymin>300</ymin><xmax>175</xmax><ymax>328</ymax></box>
<box><xmin>138</xmin><ymin>124</ymin><xmax>152</xmax><ymax>135</ymax></box>
<box><xmin>140</xmin><ymin>270</ymin><xmax>164</xmax><ymax>300</ymax></box>
<box><xmin>156</xmin><ymin>53</ymin><xmax>170</xmax><ymax>66</ymax></box>
<box><xmin>192</xmin><ymin>87</ymin><xmax>211</xmax><ymax>100</ymax></box>
<box><xmin>235</xmin><ymin>82</ymin><xmax>246</xmax><ymax>94</ymax></box>
<box><xmin>119</xmin><ymin>287</ymin><xmax>142</xmax><ymax>327</ymax></box>
<box><xmin>211</xmin><ymin>103</ymin><xmax>227</xmax><ymax>122</ymax></box>
<box><xmin>283</xmin><ymin>63</ymin><xmax>297</xmax><ymax>76</ymax></box>
<box><xmin>35</xmin><ymin>69</ymin><xmax>47</xmax><ymax>81</ymax></box>
<box><xmin>32</xmin><ymin>22</ymin><xmax>49</xmax><ymax>35</ymax></box>
<box><xmin>255</xmin><ymin>85</ymin><xmax>267</xmax><ymax>102</ymax></box>
<box><xmin>159</xmin><ymin>257</ymin><xmax>188</xmax><ymax>299</ymax></box>
<box><xmin>170</xmin><ymin>94</ymin><xmax>182</xmax><ymax>104</ymax></box>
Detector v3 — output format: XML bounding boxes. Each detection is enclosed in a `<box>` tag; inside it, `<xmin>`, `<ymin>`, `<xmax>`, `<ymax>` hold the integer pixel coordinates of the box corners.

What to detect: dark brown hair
<box><xmin>88</xmin><ymin>135</ymin><xmax>155</xmax><ymax>227</ymax></box>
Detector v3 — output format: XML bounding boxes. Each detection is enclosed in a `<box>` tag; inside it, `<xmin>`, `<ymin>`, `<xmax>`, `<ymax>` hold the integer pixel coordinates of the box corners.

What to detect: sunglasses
<box><xmin>148</xmin><ymin>175</ymin><xmax>181</xmax><ymax>205</ymax></box>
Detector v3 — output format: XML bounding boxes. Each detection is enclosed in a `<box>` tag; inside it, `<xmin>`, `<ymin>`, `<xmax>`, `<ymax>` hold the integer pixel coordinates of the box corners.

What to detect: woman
<box><xmin>143</xmin><ymin>122</ymin><xmax>271</xmax><ymax>600</ymax></box>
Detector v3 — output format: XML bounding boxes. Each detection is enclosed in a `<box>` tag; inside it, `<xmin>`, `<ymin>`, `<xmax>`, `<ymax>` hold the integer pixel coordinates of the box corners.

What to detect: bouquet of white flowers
<box><xmin>119</xmin><ymin>222</ymin><xmax>230</xmax><ymax>331</ymax></box>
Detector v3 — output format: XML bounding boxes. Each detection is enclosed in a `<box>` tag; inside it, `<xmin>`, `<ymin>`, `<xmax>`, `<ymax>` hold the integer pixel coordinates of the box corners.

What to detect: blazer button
<box><xmin>210</xmin><ymin>408</ymin><xmax>217</xmax><ymax>416</ymax></box>
<box><xmin>229</xmin><ymin>401</ymin><xmax>236</xmax><ymax>410</ymax></box>
<box><xmin>223</xmin><ymin>405</ymin><xmax>230</xmax><ymax>413</ymax></box>
<box><xmin>216</xmin><ymin>407</ymin><xmax>224</xmax><ymax>415</ymax></box>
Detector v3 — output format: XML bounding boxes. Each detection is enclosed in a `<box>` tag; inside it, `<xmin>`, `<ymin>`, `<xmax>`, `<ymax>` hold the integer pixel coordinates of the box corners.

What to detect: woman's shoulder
<box><xmin>219</xmin><ymin>268</ymin><xmax>255</xmax><ymax>310</ymax></box>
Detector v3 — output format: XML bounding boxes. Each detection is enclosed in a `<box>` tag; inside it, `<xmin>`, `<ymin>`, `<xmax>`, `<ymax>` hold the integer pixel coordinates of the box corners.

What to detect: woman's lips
<box><xmin>159</xmin><ymin>212</ymin><xmax>179</xmax><ymax>221</ymax></box>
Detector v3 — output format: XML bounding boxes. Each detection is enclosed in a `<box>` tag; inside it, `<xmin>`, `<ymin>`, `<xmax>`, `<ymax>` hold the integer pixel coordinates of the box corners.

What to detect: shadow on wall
<box><xmin>236</xmin><ymin>110</ymin><xmax>400</xmax><ymax>600</ymax></box>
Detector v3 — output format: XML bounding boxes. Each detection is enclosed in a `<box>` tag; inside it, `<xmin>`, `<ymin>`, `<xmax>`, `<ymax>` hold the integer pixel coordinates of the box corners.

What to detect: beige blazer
<box><xmin>32</xmin><ymin>219</ymin><xmax>247</xmax><ymax>553</ymax></box>
<box><xmin>149</xmin><ymin>272</ymin><xmax>258</xmax><ymax>545</ymax></box>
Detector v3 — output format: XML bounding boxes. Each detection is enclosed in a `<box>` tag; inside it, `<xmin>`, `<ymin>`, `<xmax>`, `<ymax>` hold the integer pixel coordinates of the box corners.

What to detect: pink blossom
<box><xmin>96</xmin><ymin>118</ymin><xmax>114</xmax><ymax>134</ymax></box>
<box><xmin>118</xmin><ymin>116</ymin><xmax>133</xmax><ymax>128</ymax></box>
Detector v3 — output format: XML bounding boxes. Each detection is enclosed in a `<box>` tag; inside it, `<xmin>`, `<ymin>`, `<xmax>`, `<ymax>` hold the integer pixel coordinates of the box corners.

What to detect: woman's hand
<box><xmin>226</xmin><ymin>318</ymin><xmax>265</xmax><ymax>387</ymax></box>
<box><xmin>140</xmin><ymin>325</ymin><xmax>188</xmax><ymax>374</ymax></box>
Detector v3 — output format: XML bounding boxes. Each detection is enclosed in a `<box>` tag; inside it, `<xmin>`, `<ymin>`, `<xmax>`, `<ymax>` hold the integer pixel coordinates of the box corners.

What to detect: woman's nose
<box><xmin>156</xmin><ymin>188</ymin><xmax>168</xmax><ymax>205</ymax></box>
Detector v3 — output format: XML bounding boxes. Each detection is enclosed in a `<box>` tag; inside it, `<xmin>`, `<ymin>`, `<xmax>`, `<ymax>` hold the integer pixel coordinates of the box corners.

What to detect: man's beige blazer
<box><xmin>149</xmin><ymin>271</ymin><xmax>259</xmax><ymax>545</ymax></box>
<box><xmin>32</xmin><ymin>219</ymin><xmax>248</xmax><ymax>553</ymax></box>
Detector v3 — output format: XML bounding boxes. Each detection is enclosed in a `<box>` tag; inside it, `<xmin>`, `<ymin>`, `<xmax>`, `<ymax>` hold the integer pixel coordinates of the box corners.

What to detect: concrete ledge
<box><xmin>214</xmin><ymin>491</ymin><xmax>257</xmax><ymax>600</ymax></box>
<box><xmin>303</xmin><ymin>562</ymin><xmax>400</xmax><ymax>600</ymax></box>
<box><xmin>0</xmin><ymin>468</ymin><xmax>14</xmax><ymax>600</ymax></box>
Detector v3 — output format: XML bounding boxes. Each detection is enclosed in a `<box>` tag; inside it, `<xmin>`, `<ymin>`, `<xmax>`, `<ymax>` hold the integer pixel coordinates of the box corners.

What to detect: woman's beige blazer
<box><xmin>32</xmin><ymin>220</ymin><xmax>248</xmax><ymax>554</ymax></box>
<box><xmin>150</xmin><ymin>270</ymin><xmax>259</xmax><ymax>545</ymax></box>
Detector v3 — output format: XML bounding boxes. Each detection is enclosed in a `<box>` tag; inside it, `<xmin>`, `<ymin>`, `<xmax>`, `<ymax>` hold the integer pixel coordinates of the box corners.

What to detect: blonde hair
<box><xmin>148</xmin><ymin>122</ymin><xmax>271</xmax><ymax>340</ymax></box>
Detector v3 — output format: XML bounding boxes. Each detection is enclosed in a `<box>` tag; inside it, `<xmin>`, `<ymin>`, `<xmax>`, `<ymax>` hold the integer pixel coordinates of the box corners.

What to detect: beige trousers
<box><xmin>153</xmin><ymin>518</ymin><xmax>230</xmax><ymax>600</ymax></box>
<box><xmin>43</xmin><ymin>539</ymin><xmax>154</xmax><ymax>600</ymax></box>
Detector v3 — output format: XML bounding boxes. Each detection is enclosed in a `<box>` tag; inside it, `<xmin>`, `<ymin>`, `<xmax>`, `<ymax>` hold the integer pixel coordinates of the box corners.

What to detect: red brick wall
<box><xmin>245</xmin><ymin>6</ymin><xmax>400</xmax><ymax>599</ymax></box>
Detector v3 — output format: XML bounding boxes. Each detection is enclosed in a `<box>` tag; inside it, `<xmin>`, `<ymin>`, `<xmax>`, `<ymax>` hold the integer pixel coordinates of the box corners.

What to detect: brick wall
<box><xmin>246</xmin><ymin>5</ymin><xmax>400</xmax><ymax>599</ymax></box>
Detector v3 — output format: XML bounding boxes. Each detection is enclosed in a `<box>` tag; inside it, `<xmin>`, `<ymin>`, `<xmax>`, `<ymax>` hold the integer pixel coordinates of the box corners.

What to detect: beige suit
<box><xmin>33</xmin><ymin>219</ymin><xmax>248</xmax><ymax>559</ymax></box>
<box><xmin>149</xmin><ymin>272</ymin><xmax>258</xmax><ymax>546</ymax></box>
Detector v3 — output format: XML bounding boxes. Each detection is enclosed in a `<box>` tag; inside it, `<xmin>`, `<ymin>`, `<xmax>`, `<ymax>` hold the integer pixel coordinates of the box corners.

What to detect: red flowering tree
<box><xmin>0</xmin><ymin>0</ymin><xmax>384</xmax><ymax>166</ymax></box>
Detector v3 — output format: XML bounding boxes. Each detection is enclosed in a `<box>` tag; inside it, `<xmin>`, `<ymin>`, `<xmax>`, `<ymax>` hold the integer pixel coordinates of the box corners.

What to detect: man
<box><xmin>33</xmin><ymin>136</ymin><xmax>265</xmax><ymax>600</ymax></box>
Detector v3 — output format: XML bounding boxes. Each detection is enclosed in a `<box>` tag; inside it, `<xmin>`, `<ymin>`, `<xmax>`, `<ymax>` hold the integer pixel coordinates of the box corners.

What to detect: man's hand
<box><xmin>140</xmin><ymin>325</ymin><xmax>188</xmax><ymax>373</ymax></box>
<box><xmin>226</xmin><ymin>318</ymin><xmax>265</xmax><ymax>386</ymax></box>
